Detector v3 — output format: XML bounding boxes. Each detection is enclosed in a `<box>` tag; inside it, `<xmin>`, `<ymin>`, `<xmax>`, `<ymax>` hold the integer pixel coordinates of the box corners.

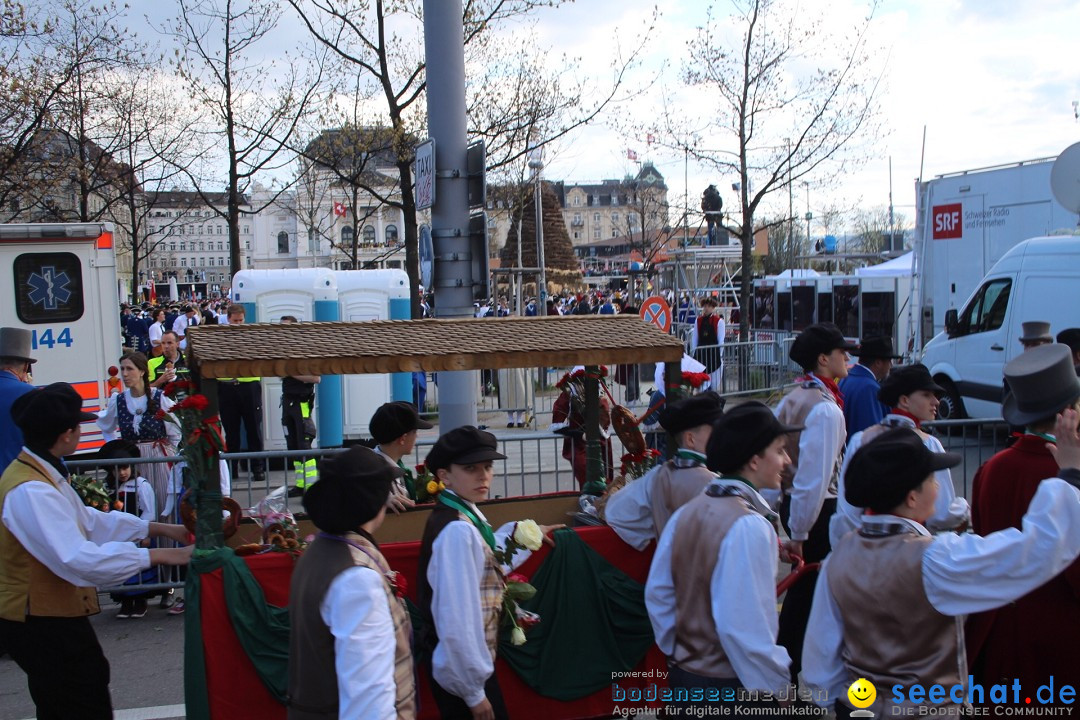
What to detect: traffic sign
<box><xmin>415</xmin><ymin>139</ymin><xmax>435</xmax><ymax>210</ymax></box>
<box><xmin>640</xmin><ymin>295</ymin><xmax>672</xmax><ymax>333</ymax></box>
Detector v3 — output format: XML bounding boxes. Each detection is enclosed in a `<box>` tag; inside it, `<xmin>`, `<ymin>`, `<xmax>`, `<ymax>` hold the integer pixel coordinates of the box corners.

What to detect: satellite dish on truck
<box><xmin>1050</xmin><ymin>141</ymin><xmax>1080</xmax><ymax>219</ymax></box>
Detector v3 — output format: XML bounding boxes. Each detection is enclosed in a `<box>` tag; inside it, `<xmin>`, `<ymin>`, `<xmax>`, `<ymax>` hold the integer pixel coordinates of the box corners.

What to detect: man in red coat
<box><xmin>968</xmin><ymin>343</ymin><xmax>1080</xmax><ymax>700</ymax></box>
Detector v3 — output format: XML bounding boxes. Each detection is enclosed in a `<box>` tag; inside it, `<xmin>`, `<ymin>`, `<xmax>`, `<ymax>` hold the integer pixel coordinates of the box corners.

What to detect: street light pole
<box><xmin>528</xmin><ymin>148</ymin><xmax>547</xmax><ymax>316</ymax></box>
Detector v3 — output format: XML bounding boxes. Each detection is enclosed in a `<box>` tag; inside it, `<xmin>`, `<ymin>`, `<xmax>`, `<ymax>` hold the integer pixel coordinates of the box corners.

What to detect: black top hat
<box><xmin>97</xmin><ymin>439</ymin><xmax>141</xmax><ymax>462</ymax></box>
<box><xmin>877</xmin><ymin>364</ymin><xmax>945</xmax><ymax>408</ymax></box>
<box><xmin>302</xmin><ymin>446</ymin><xmax>402</xmax><ymax>533</ymax></box>
<box><xmin>788</xmin><ymin>323</ymin><xmax>859</xmax><ymax>370</ymax></box>
<box><xmin>0</xmin><ymin>327</ymin><xmax>37</xmax><ymax>364</ymax></box>
<box><xmin>659</xmin><ymin>391</ymin><xmax>726</xmax><ymax>435</ymax></box>
<box><xmin>11</xmin><ymin>383</ymin><xmax>97</xmax><ymax>438</ymax></box>
<box><xmin>424</xmin><ymin>426</ymin><xmax>507</xmax><ymax>473</ymax></box>
<box><xmin>1020</xmin><ymin>321</ymin><xmax>1053</xmax><ymax>344</ymax></box>
<box><xmin>705</xmin><ymin>401</ymin><xmax>802</xmax><ymax>475</ymax></box>
<box><xmin>1002</xmin><ymin>344</ymin><xmax>1080</xmax><ymax>427</ymax></box>
<box><xmin>370</xmin><ymin>401</ymin><xmax>434</xmax><ymax>445</ymax></box>
<box><xmin>852</xmin><ymin>335</ymin><xmax>902</xmax><ymax>360</ymax></box>
<box><xmin>845</xmin><ymin>427</ymin><xmax>961</xmax><ymax>513</ymax></box>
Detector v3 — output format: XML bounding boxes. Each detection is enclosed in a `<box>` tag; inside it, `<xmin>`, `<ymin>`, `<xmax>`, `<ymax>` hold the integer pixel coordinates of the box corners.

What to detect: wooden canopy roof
<box><xmin>185</xmin><ymin>314</ymin><xmax>683</xmax><ymax>379</ymax></box>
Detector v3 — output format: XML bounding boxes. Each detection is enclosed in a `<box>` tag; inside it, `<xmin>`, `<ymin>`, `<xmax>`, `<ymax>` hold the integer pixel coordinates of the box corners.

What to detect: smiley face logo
<box><xmin>848</xmin><ymin>678</ymin><xmax>876</xmax><ymax>709</ymax></box>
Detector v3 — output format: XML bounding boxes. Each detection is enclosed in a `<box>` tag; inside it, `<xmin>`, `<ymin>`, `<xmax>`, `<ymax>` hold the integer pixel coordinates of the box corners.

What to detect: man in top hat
<box><xmin>773</xmin><ymin>321</ymin><xmax>856</xmax><ymax>682</ymax></box>
<box><xmin>0</xmin><ymin>383</ymin><xmax>192</xmax><ymax>719</ymax></box>
<box><xmin>0</xmin><ymin>328</ymin><xmax>37</xmax><ymax>470</ymax></box>
<box><xmin>370</xmin><ymin>401</ymin><xmax>434</xmax><ymax>511</ymax></box>
<box><xmin>646</xmin><ymin>402</ymin><xmax>801</xmax><ymax>708</ymax></box>
<box><xmin>289</xmin><ymin>445</ymin><xmax>416</xmax><ymax>720</ymax></box>
<box><xmin>830</xmin><ymin>364</ymin><xmax>969</xmax><ymax>548</ymax></box>
<box><xmin>606</xmin><ymin>391</ymin><xmax>725</xmax><ymax>550</ymax></box>
<box><xmin>804</xmin><ymin>420</ymin><xmax>1080</xmax><ymax>717</ymax></box>
<box><xmin>1019</xmin><ymin>320</ymin><xmax>1053</xmax><ymax>350</ymax></box>
<box><xmin>966</xmin><ymin>343</ymin><xmax>1080</xmax><ymax>701</ymax></box>
<box><xmin>417</xmin><ymin>427</ymin><xmax>557</xmax><ymax>720</ymax></box>
<box><xmin>1057</xmin><ymin>327</ymin><xmax>1080</xmax><ymax>369</ymax></box>
<box><xmin>838</xmin><ymin>335</ymin><xmax>902</xmax><ymax>439</ymax></box>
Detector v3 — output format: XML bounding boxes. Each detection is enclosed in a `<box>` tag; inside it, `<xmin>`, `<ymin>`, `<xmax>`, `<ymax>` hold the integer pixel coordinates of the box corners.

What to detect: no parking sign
<box><xmin>639</xmin><ymin>295</ymin><xmax>672</xmax><ymax>333</ymax></box>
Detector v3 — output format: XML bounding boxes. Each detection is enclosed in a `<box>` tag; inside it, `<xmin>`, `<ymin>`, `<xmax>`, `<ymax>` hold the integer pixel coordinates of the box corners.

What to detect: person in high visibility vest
<box><xmin>280</xmin><ymin>316</ymin><xmax>320</xmax><ymax>498</ymax></box>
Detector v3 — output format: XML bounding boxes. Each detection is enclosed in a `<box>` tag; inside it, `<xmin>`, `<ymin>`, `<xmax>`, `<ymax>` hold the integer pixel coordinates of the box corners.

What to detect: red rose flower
<box><xmin>173</xmin><ymin>394</ymin><xmax>209</xmax><ymax>412</ymax></box>
<box><xmin>507</xmin><ymin>573</ymin><xmax>529</xmax><ymax>585</ymax></box>
<box><xmin>415</xmin><ymin>463</ymin><xmax>426</xmax><ymax>475</ymax></box>
<box><xmin>389</xmin><ymin>571</ymin><xmax>407</xmax><ymax>598</ymax></box>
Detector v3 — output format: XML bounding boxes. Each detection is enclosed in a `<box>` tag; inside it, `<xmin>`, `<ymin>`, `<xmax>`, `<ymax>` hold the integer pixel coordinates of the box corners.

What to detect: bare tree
<box><xmin>165</xmin><ymin>0</ymin><xmax>327</xmax><ymax>276</ymax></box>
<box><xmin>851</xmin><ymin>205</ymin><xmax>907</xmax><ymax>255</ymax></box>
<box><xmin>286</xmin><ymin>0</ymin><xmax>652</xmax><ymax>317</ymax></box>
<box><xmin>671</xmin><ymin>0</ymin><xmax>885</xmax><ymax>341</ymax></box>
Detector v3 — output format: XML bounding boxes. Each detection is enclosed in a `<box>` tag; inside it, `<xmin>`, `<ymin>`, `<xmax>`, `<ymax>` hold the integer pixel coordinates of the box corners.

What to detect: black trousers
<box><xmin>0</xmin><ymin>616</ymin><xmax>112</xmax><ymax>720</ymax></box>
<box><xmin>428</xmin><ymin>666</ymin><xmax>509</xmax><ymax>720</ymax></box>
<box><xmin>282</xmin><ymin>399</ymin><xmax>313</xmax><ymax>452</ymax></box>
<box><xmin>219</xmin><ymin>381</ymin><xmax>264</xmax><ymax>473</ymax></box>
<box><xmin>777</xmin><ymin>495</ymin><xmax>836</xmax><ymax>684</ymax></box>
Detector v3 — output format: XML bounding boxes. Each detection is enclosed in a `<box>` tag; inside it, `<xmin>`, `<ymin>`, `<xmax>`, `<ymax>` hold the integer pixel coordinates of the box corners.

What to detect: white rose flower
<box><xmin>510</xmin><ymin>626</ymin><xmax>527</xmax><ymax>646</ymax></box>
<box><xmin>513</xmin><ymin>520</ymin><xmax>544</xmax><ymax>551</ymax></box>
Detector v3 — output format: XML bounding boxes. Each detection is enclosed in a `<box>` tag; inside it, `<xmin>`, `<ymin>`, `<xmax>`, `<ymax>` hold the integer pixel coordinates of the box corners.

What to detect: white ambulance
<box><xmin>0</xmin><ymin>223</ymin><xmax>123</xmax><ymax>453</ymax></box>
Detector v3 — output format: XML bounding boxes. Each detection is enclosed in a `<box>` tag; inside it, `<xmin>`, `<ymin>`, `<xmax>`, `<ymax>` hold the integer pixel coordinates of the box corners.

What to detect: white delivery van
<box><xmin>919</xmin><ymin>236</ymin><xmax>1080</xmax><ymax>419</ymax></box>
<box><xmin>0</xmin><ymin>223</ymin><xmax>123</xmax><ymax>453</ymax></box>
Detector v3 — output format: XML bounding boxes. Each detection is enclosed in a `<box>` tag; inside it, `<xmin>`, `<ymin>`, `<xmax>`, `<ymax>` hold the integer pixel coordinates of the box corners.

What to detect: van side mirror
<box><xmin>944</xmin><ymin>309</ymin><xmax>958</xmax><ymax>337</ymax></box>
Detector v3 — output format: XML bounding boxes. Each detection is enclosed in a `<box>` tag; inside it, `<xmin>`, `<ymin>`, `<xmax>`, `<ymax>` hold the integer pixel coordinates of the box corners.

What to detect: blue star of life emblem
<box><xmin>27</xmin><ymin>266</ymin><xmax>73</xmax><ymax>310</ymax></box>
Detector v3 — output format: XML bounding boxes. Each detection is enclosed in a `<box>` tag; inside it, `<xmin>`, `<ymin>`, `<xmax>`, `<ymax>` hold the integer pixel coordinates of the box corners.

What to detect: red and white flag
<box><xmin>646</xmin><ymin>133</ymin><xmax>655</xmax><ymax>146</ymax></box>
<box><xmin>333</xmin><ymin>201</ymin><xmax>347</xmax><ymax>217</ymax></box>
<box><xmin>627</xmin><ymin>148</ymin><xmax>638</xmax><ymax>161</ymax></box>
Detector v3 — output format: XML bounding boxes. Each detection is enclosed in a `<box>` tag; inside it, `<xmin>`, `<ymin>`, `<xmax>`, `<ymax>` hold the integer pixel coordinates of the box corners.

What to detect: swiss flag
<box><xmin>333</xmin><ymin>201</ymin><xmax>347</xmax><ymax>217</ymax></box>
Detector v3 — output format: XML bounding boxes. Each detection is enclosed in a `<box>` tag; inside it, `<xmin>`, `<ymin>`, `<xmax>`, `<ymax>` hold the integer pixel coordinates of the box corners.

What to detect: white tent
<box><xmin>855</xmin><ymin>252</ymin><xmax>913</xmax><ymax>277</ymax></box>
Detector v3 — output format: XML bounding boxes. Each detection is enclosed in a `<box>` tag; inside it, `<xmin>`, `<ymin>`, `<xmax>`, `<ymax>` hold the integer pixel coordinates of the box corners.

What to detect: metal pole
<box><xmin>787</xmin><ymin>138</ymin><xmax>794</xmax><ymax>270</ymax></box>
<box><xmin>530</xmin><ymin>156</ymin><xmax>547</xmax><ymax>316</ymax></box>
<box><xmin>423</xmin><ymin>0</ymin><xmax>477</xmax><ymax>431</ymax></box>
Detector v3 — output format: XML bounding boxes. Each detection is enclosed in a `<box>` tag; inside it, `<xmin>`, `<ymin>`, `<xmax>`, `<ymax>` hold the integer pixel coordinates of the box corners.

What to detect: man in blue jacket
<box><xmin>0</xmin><ymin>328</ymin><xmax>36</xmax><ymax>471</ymax></box>
<box><xmin>838</xmin><ymin>336</ymin><xmax>901</xmax><ymax>439</ymax></box>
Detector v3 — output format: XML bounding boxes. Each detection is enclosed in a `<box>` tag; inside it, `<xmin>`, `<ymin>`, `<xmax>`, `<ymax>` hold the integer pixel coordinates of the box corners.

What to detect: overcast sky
<box><xmin>128</xmin><ymin>0</ymin><xmax>1080</xmax><ymax>233</ymax></box>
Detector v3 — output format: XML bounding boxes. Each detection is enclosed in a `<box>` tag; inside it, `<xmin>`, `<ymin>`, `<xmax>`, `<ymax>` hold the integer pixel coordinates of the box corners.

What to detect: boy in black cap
<box><xmin>0</xmin><ymin>383</ymin><xmax>192</xmax><ymax>719</ymax></box>
<box><xmin>605</xmin><ymin>391</ymin><xmax>725</xmax><ymax>549</ymax></box>
<box><xmin>370</xmin><ymin>401</ymin><xmax>434</xmax><ymax>512</ymax></box>
<box><xmin>838</xmin><ymin>335</ymin><xmax>902</xmax><ymax>438</ymax></box>
<box><xmin>646</xmin><ymin>401</ymin><xmax>801</xmax><ymax>707</ymax></box>
<box><xmin>289</xmin><ymin>445</ymin><xmax>416</xmax><ymax>719</ymax></box>
<box><xmin>417</xmin><ymin>426</ymin><xmax>557</xmax><ymax>720</ymax></box>
<box><xmin>773</xmin><ymin>321</ymin><xmax>855</xmax><ymax>681</ymax></box>
<box><xmin>804</xmin><ymin>418</ymin><xmax>1080</xmax><ymax>717</ymax></box>
<box><xmin>830</xmin><ymin>364</ymin><xmax>969</xmax><ymax>547</ymax></box>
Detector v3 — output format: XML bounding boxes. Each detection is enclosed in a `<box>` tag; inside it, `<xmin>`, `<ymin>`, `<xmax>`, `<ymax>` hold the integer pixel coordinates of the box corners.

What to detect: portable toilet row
<box><xmin>231</xmin><ymin>268</ymin><xmax>413</xmax><ymax>449</ymax></box>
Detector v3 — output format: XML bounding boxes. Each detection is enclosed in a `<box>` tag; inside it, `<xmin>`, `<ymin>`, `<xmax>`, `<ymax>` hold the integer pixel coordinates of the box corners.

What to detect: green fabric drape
<box><xmin>498</xmin><ymin>529</ymin><xmax>655</xmax><ymax>700</ymax></box>
<box><xmin>184</xmin><ymin>548</ymin><xmax>291</xmax><ymax>719</ymax></box>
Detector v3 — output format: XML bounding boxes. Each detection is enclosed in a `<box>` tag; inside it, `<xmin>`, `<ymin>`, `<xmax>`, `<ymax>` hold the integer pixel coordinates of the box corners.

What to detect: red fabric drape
<box><xmin>199</xmin><ymin>526</ymin><xmax>664</xmax><ymax>720</ymax></box>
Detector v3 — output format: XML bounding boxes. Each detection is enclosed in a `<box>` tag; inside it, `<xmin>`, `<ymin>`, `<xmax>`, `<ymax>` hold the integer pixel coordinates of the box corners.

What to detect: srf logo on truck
<box><xmin>933</xmin><ymin>203</ymin><xmax>963</xmax><ymax>239</ymax></box>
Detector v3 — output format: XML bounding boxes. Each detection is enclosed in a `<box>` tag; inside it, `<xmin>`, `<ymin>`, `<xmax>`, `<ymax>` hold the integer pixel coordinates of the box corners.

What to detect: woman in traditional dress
<box><xmin>96</xmin><ymin>351</ymin><xmax>180</xmax><ymax>523</ymax></box>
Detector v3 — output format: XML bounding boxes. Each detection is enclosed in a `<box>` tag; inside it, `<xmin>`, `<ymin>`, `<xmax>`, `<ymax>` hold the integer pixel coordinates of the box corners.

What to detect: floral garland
<box><xmin>72</xmin><ymin>474</ymin><xmax>122</xmax><ymax>512</ymax></box>
<box><xmin>412</xmin><ymin>463</ymin><xmax>445</xmax><ymax>503</ymax></box>
<box><xmin>494</xmin><ymin>520</ymin><xmax>545</xmax><ymax>645</ymax></box>
<box><xmin>619</xmin><ymin>448</ymin><xmax>662</xmax><ymax>480</ymax></box>
<box><xmin>555</xmin><ymin>366</ymin><xmax>609</xmax><ymax>396</ymax></box>
<box><xmin>681</xmin><ymin>371</ymin><xmax>711</xmax><ymax>389</ymax></box>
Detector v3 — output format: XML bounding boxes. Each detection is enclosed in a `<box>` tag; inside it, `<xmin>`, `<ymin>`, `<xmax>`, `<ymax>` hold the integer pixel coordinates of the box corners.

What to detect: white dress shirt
<box><xmin>605</xmin><ymin>463</ymin><xmax>664</xmax><ymax>551</ymax></box>
<box><xmin>830</xmin><ymin>415</ymin><xmax>970</xmax><ymax>547</ymax></box>
<box><xmin>804</xmin><ymin>477</ymin><xmax>1080</xmax><ymax>706</ymax></box>
<box><xmin>1</xmin><ymin>449</ymin><xmax>152</xmax><ymax>588</ymax></box>
<box><xmin>776</xmin><ymin>380</ymin><xmax>846</xmax><ymax>541</ymax></box>
<box><xmin>321</xmin><ymin>566</ymin><xmax>398</xmax><ymax>719</ymax></box>
<box><xmin>96</xmin><ymin>391</ymin><xmax>180</xmax><ymax>446</ymax></box>
<box><xmin>645</xmin><ymin>479</ymin><xmax>791</xmax><ymax>694</ymax></box>
<box><xmin>117</xmin><ymin>477</ymin><xmax>157</xmax><ymax>522</ymax></box>
<box><xmin>148</xmin><ymin>320</ymin><xmax>164</xmax><ymax>350</ymax></box>
<box><xmin>428</xmin><ymin>495</ymin><xmax>528</xmax><ymax>708</ymax></box>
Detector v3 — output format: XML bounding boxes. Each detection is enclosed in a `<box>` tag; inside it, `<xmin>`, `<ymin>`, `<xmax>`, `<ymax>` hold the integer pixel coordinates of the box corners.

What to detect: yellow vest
<box><xmin>0</xmin><ymin>453</ymin><xmax>100</xmax><ymax>621</ymax></box>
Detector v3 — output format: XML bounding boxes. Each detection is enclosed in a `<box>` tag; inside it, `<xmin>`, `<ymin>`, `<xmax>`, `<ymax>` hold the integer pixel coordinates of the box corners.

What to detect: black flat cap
<box><xmin>424</xmin><ymin>426</ymin><xmax>506</xmax><ymax>473</ymax></box>
<box><xmin>877</xmin><ymin>364</ymin><xmax>945</xmax><ymax>408</ymax></box>
<box><xmin>659</xmin><ymin>391</ymin><xmax>726</xmax><ymax>435</ymax></box>
<box><xmin>370</xmin><ymin>401</ymin><xmax>434</xmax><ymax>445</ymax></box>
<box><xmin>789</xmin><ymin>323</ymin><xmax>859</xmax><ymax>370</ymax></box>
<box><xmin>11</xmin><ymin>383</ymin><xmax>97</xmax><ymax>438</ymax></box>
<box><xmin>302</xmin><ymin>446</ymin><xmax>402</xmax><ymax>533</ymax></box>
<box><xmin>852</xmin><ymin>335</ymin><xmax>902</xmax><ymax>359</ymax></box>
<box><xmin>706</xmin><ymin>401</ymin><xmax>802</xmax><ymax>475</ymax></box>
<box><xmin>845</xmin><ymin>427</ymin><xmax>960</xmax><ymax>513</ymax></box>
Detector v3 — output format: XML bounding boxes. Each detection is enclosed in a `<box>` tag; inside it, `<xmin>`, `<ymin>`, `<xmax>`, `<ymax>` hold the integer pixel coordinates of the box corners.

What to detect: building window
<box><xmin>385</xmin><ymin>225</ymin><xmax>398</xmax><ymax>244</ymax></box>
<box><xmin>245</xmin><ymin>240</ymin><xmax>250</xmax><ymax>250</ymax></box>
<box><xmin>612</xmin><ymin>229</ymin><xmax>618</xmax><ymax>238</ymax></box>
<box><xmin>170</xmin><ymin>242</ymin><xmax>176</xmax><ymax>252</ymax></box>
<box><xmin>242</xmin><ymin>225</ymin><xmax>249</xmax><ymax>234</ymax></box>
<box><xmin>593</xmin><ymin>228</ymin><xmax>601</xmax><ymax>238</ymax></box>
<box><xmin>179</xmin><ymin>242</ymin><xmax>186</xmax><ymax>251</ymax></box>
<box><xmin>611</xmin><ymin>213</ymin><xmax>619</xmax><ymax>223</ymax></box>
<box><xmin>341</xmin><ymin>226</ymin><xmax>354</xmax><ymax>246</ymax></box>
<box><xmin>179</xmin><ymin>226</ymin><xmax>184</xmax><ymax>235</ymax></box>
<box><xmin>277</xmin><ymin>231</ymin><xmax>289</xmax><ymax>254</ymax></box>
<box><xmin>572</xmin><ymin>195</ymin><xmax>581</xmax><ymax>207</ymax></box>
<box><xmin>218</xmin><ymin>241</ymin><xmax>224</xmax><ymax>251</ymax></box>
<box><xmin>573</xmin><ymin>231</ymin><xmax>580</xmax><ymax>240</ymax></box>
<box><xmin>593</xmin><ymin>213</ymin><xmax>600</xmax><ymax>223</ymax></box>
<box><xmin>181</xmin><ymin>258</ymin><xmax>187</xmax><ymax>267</ymax></box>
<box><xmin>308</xmin><ymin>229</ymin><xmax>317</xmax><ymax>254</ymax></box>
<box><xmin>170</xmin><ymin>257</ymin><xmax>177</xmax><ymax>267</ymax></box>
<box><xmin>363</xmin><ymin>225</ymin><xmax>376</xmax><ymax>246</ymax></box>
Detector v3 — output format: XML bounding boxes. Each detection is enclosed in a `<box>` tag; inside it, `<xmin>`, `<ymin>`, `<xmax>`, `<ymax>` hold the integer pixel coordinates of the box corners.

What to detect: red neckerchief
<box><xmin>889</xmin><ymin>407</ymin><xmax>923</xmax><ymax>429</ymax></box>
<box><xmin>802</xmin><ymin>373</ymin><xmax>844</xmax><ymax>409</ymax></box>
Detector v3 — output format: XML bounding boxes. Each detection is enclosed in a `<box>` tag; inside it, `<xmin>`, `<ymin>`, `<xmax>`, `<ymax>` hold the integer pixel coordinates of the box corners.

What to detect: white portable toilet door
<box><xmin>339</xmin><ymin>293</ymin><xmax>393</xmax><ymax>440</ymax></box>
